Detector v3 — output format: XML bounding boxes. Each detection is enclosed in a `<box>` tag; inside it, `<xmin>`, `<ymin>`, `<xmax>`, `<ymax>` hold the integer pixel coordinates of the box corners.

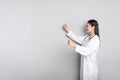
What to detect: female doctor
<box><xmin>63</xmin><ymin>19</ymin><xmax>100</xmax><ymax>80</ymax></box>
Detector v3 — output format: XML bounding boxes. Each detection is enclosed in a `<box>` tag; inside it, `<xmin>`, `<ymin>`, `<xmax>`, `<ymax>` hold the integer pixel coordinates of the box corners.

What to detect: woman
<box><xmin>63</xmin><ymin>19</ymin><xmax>100</xmax><ymax>80</ymax></box>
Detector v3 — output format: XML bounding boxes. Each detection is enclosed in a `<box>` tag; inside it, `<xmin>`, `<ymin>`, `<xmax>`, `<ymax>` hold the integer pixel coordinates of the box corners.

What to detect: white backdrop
<box><xmin>0</xmin><ymin>0</ymin><xmax>120</xmax><ymax>80</ymax></box>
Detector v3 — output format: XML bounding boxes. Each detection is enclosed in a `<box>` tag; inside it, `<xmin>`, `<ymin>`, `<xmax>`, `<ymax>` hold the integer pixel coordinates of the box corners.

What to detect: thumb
<box><xmin>68</xmin><ymin>40</ymin><xmax>70</xmax><ymax>45</ymax></box>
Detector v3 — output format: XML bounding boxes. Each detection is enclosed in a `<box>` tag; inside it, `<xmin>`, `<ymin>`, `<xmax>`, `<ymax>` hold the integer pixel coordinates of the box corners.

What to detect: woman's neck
<box><xmin>90</xmin><ymin>32</ymin><xmax>95</xmax><ymax>37</ymax></box>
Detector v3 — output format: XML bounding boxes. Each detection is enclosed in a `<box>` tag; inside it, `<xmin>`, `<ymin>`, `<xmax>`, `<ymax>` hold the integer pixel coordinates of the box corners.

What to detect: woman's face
<box><xmin>86</xmin><ymin>23</ymin><xmax>94</xmax><ymax>33</ymax></box>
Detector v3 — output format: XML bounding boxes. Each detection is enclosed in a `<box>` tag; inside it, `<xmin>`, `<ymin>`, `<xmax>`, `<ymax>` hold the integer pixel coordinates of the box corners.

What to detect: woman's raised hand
<box><xmin>63</xmin><ymin>23</ymin><xmax>70</xmax><ymax>32</ymax></box>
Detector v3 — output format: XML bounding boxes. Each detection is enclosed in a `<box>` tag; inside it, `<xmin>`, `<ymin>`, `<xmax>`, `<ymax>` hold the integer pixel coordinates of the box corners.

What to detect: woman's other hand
<box><xmin>68</xmin><ymin>40</ymin><xmax>76</xmax><ymax>48</ymax></box>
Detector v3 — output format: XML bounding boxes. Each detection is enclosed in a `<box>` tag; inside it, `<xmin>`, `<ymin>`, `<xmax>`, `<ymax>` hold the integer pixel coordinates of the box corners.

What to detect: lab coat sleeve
<box><xmin>75</xmin><ymin>37</ymin><xmax>100</xmax><ymax>56</ymax></box>
<box><xmin>66</xmin><ymin>30</ymin><xmax>86</xmax><ymax>44</ymax></box>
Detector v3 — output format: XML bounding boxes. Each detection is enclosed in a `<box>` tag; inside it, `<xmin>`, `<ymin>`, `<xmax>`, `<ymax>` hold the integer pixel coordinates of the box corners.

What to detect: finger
<box><xmin>68</xmin><ymin>40</ymin><xmax>70</xmax><ymax>45</ymax></box>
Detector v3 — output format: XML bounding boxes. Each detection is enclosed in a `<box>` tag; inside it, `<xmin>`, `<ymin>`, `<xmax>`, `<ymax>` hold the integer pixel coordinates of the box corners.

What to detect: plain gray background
<box><xmin>0</xmin><ymin>0</ymin><xmax>120</xmax><ymax>80</ymax></box>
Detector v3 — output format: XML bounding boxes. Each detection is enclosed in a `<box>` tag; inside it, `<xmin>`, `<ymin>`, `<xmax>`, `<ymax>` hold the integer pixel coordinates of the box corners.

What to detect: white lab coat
<box><xmin>66</xmin><ymin>30</ymin><xmax>100</xmax><ymax>80</ymax></box>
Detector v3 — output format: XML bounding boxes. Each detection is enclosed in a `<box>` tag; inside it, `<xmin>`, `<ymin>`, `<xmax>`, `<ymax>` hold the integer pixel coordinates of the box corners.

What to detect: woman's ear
<box><xmin>92</xmin><ymin>26</ymin><xmax>95</xmax><ymax>29</ymax></box>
